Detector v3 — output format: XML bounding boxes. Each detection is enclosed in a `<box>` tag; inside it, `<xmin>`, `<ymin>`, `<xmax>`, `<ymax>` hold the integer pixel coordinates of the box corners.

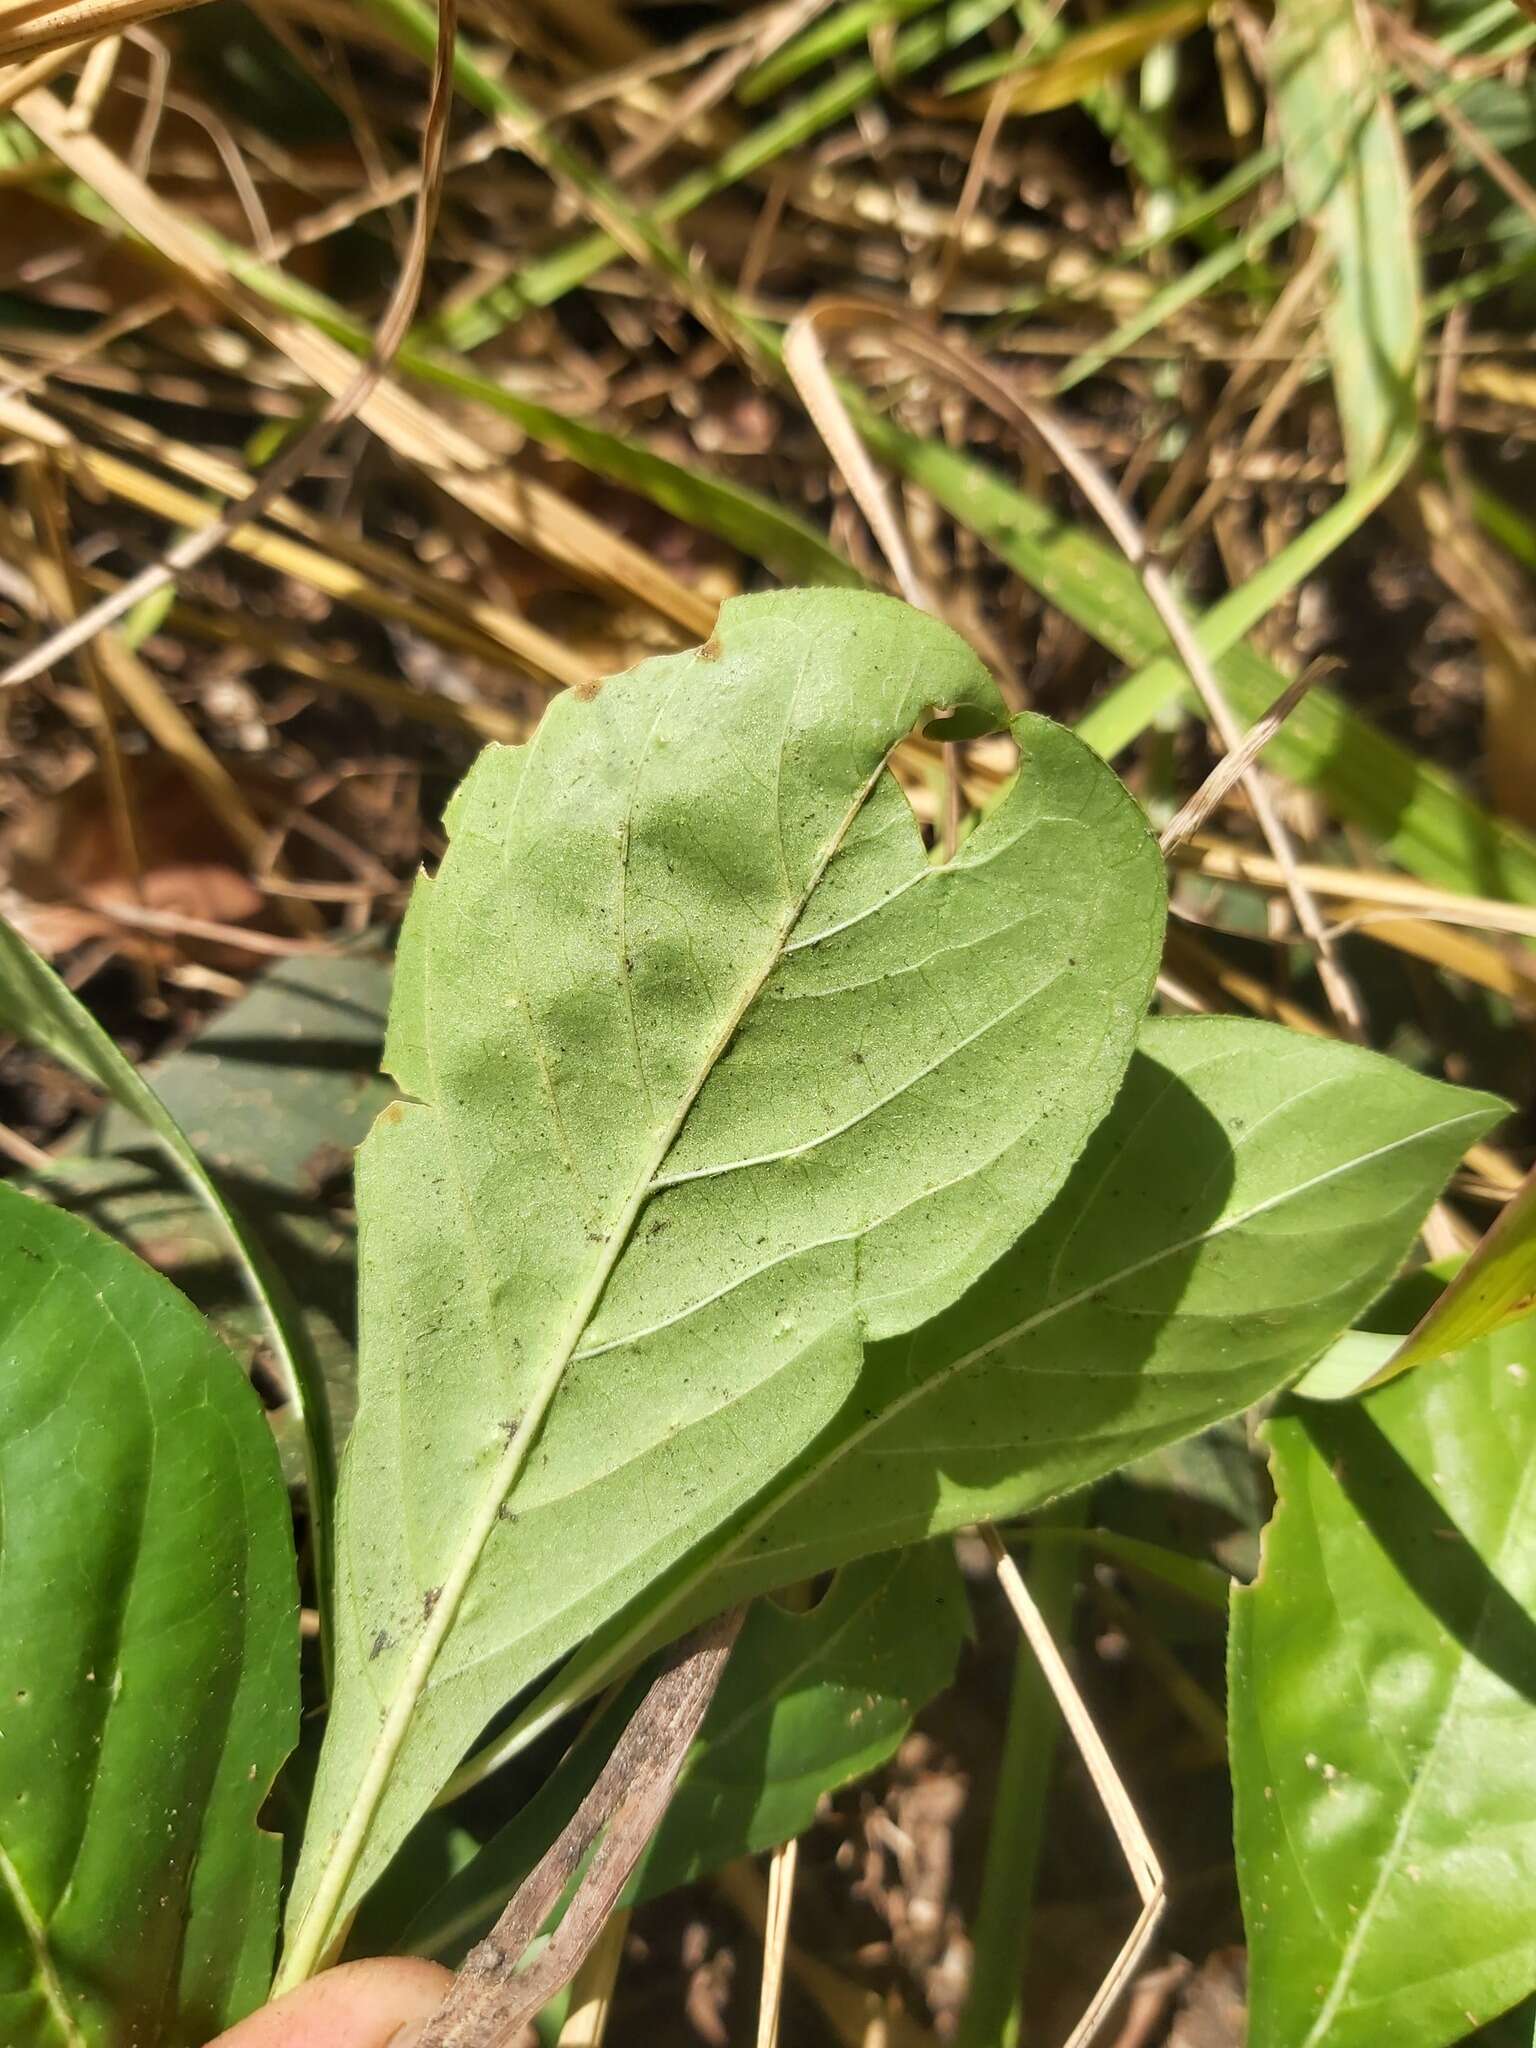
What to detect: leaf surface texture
<box><xmin>0</xmin><ymin>1185</ymin><xmax>297</xmax><ymax>2046</ymax></box>
<box><xmin>286</xmin><ymin>589</ymin><xmax>1165</xmax><ymax>1963</ymax></box>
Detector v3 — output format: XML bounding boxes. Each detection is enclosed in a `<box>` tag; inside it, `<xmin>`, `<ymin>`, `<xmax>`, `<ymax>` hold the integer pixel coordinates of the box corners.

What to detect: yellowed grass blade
<box><xmin>757</xmin><ymin>1836</ymin><xmax>799</xmax><ymax>2048</ymax></box>
<box><xmin>7</xmin><ymin>88</ymin><xmax>713</xmax><ymax>671</ymax></box>
<box><xmin>1175</xmin><ymin>837</ymin><xmax>1536</xmax><ymax>938</ymax></box>
<box><xmin>0</xmin><ymin>0</ymin><xmax>199</xmax><ymax>62</ymax></box>
<box><xmin>0</xmin><ymin>398</ymin><xmax>585</xmax><ymax>688</ymax></box>
<box><xmin>981</xmin><ymin>1523</ymin><xmax>1165</xmax><ymax>2048</ymax></box>
<box><xmin>4</xmin><ymin>0</ymin><xmax>463</xmax><ymax>688</ymax></box>
<box><xmin>718</xmin><ymin>1862</ymin><xmax>939</xmax><ymax>2048</ymax></box>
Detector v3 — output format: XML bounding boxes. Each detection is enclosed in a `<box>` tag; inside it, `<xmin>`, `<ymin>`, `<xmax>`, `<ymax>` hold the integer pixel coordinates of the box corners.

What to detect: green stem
<box><xmin>956</xmin><ymin>1504</ymin><xmax>1084</xmax><ymax>2048</ymax></box>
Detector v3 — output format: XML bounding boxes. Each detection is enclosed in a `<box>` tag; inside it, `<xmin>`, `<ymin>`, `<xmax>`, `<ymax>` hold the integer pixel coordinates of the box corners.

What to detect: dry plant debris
<box><xmin>1</xmin><ymin>0</ymin><xmax>1535</xmax><ymax>2041</ymax></box>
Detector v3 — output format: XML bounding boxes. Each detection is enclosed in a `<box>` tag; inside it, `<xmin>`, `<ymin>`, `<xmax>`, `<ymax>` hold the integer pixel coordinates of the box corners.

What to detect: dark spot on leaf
<box><xmin>699</xmin><ymin>633</ymin><xmax>723</xmax><ymax>662</ymax></box>
<box><xmin>423</xmin><ymin>1586</ymin><xmax>442</xmax><ymax>1620</ymax></box>
<box><xmin>369</xmin><ymin>1631</ymin><xmax>391</xmax><ymax>1661</ymax></box>
<box><xmin>573</xmin><ymin>675</ymin><xmax>604</xmax><ymax>701</ymax></box>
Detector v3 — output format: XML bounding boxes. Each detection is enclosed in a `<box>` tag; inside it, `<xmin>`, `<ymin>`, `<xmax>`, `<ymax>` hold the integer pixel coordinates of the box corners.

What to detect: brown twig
<box><xmin>420</xmin><ymin>1607</ymin><xmax>744</xmax><ymax>2048</ymax></box>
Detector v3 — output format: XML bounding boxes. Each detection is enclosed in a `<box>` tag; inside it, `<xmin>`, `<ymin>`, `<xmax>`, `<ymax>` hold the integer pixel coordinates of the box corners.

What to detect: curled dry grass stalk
<box><xmin>1</xmin><ymin>0</ymin><xmax>1534</xmax><ymax>2036</ymax></box>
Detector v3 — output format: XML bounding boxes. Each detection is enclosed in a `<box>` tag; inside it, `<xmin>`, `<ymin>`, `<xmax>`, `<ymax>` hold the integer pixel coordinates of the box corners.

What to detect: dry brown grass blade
<box><xmin>42</xmin><ymin>389</ymin><xmax>593</xmax><ymax>685</ymax></box>
<box><xmin>0</xmin><ymin>0</ymin><xmax>197</xmax><ymax>62</ymax></box>
<box><xmin>62</xmin><ymin>25</ymin><xmax>118</xmax><ymax>126</ymax></box>
<box><xmin>9</xmin><ymin>443</ymin><xmax>323</xmax><ymax>930</ymax></box>
<box><xmin>1148</xmin><ymin>242</ymin><xmax>1331</xmax><ymax>546</ymax></box>
<box><xmin>1412</xmin><ymin>480</ymin><xmax>1536</xmax><ymax>832</ymax></box>
<box><xmin>252</xmin><ymin>11</ymin><xmax>790</xmax><ymax>263</ymax></box>
<box><xmin>150</xmin><ymin>596</ymin><xmax>525</xmax><ymax>744</ymax></box>
<box><xmin>82</xmin><ymin>899</ymin><xmax>336</xmax><ymax>953</ymax></box>
<box><xmin>1176</xmin><ymin>837</ymin><xmax>1536</xmax><ymax>937</ymax></box>
<box><xmin>611</xmin><ymin>0</ymin><xmax>829</xmax><ymax>182</ymax></box>
<box><xmin>717</xmin><ymin>1863</ymin><xmax>938</xmax><ymax>2048</ymax></box>
<box><xmin>0</xmin><ymin>293</ymin><xmax>175</xmax><ymax>400</ymax></box>
<box><xmin>0</xmin><ymin>1116</ymin><xmax>59</xmax><ymax>1172</ymax></box>
<box><xmin>0</xmin><ymin>402</ymin><xmax>583</xmax><ymax>688</ymax></box>
<box><xmin>420</xmin><ymin>1609</ymin><xmax>743</xmax><ymax>2048</ymax></box>
<box><xmin>756</xmin><ymin>1836</ymin><xmax>798</xmax><ymax>2048</ymax></box>
<box><xmin>1159</xmin><ymin>670</ymin><xmax>1316</xmax><ymax>850</ymax></box>
<box><xmin>5</xmin><ymin>0</ymin><xmax>461</xmax><ymax>687</ymax></box>
<box><xmin>783</xmin><ymin>314</ymin><xmax>931</xmax><ymax>609</ymax></box>
<box><xmin>554</xmin><ymin>1909</ymin><xmax>629</xmax><ymax>2048</ymax></box>
<box><xmin>981</xmin><ymin>1524</ymin><xmax>1165</xmax><ymax>2048</ymax></box>
<box><xmin>7</xmin><ymin>90</ymin><xmax>712</xmax><ymax>667</ymax></box>
<box><xmin>1164</xmin><ymin>925</ymin><xmax>1329</xmax><ymax>1035</ymax></box>
<box><xmin>783</xmin><ymin>298</ymin><xmax>1367</xmax><ymax>1040</ymax></box>
<box><xmin>17</xmin><ymin>457</ymin><xmax>143</xmax><ymax>898</ymax></box>
<box><xmin>1325</xmin><ymin>907</ymin><xmax>1536</xmax><ymax>1005</ymax></box>
<box><xmin>0</xmin><ymin>39</ymin><xmax>78</xmax><ymax>105</ymax></box>
<box><xmin>919</xmin><ymin>0</ymin><xmax>1072</xmax><ymax>308</ymax></box>
<box><xmin>1381</xmin><ymin>8</ymin><xmax>1536</xmax><ymax>229</ymax></box>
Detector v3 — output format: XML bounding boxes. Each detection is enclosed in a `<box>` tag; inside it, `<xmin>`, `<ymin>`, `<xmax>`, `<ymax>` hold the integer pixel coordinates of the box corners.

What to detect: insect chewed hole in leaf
<box><xmin>922</xmin><ymin>704</ymin><xmax>1007</xmax><ymax>744</ymax></box>
<box><xmin>277</xmin><ymin>586</ymin><xmax>1174</xmax><ymax>1974</ymax></box>
<box><xmin>766</xmin><ymin>1571</ymin><xmax>837</xmax><ymax>1616</ymax></box>
<box><xmin>250</xmin><ymin>586</ymin><xmax>1504</xmax><ymax>2022</ymax></box>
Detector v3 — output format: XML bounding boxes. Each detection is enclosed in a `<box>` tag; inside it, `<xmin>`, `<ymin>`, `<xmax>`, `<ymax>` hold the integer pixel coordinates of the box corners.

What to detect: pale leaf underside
<box><xmin>283</xmin><ymin>589</ymin><xmax>1165</xmax><ymax>1969</ymax></box>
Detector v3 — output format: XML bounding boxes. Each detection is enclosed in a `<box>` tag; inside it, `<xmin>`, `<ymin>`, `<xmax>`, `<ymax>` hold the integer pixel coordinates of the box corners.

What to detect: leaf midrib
<box><xmin>455</xmin><ymin>1097</ymin><xmax>1492</xmax><ymax>1793</ymax></box>
<box><xmin>774</xmin><ymin>1106</ymin><xmax>1498</xmax><ymax>1517</ymax></box>
<box><xmin>0</xmin><ymin>1840</ymin><xmax>84</xmax><ymax>2048</ymax></box>
<box><xmin>281</xmin><ymin>725</ymin><xmax>906</xmax><ymax>1981</ymax></box>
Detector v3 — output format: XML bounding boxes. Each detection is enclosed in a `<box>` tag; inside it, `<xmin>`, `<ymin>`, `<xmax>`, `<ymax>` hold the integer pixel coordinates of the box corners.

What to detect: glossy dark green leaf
<box><xmin>0</xmin><ymin>1183</ymin><xmax>298</xmax><ymax>2046</ymax></box>
<box><xmin>1233</xmin><ymin>1327</ymin><xmax>1536</xmax><ymax>2048</ymax></box>
<box><xmin>0</xmin><ymin>912</ymin><xmax>337</xmax><ymax>1645</ymax></box>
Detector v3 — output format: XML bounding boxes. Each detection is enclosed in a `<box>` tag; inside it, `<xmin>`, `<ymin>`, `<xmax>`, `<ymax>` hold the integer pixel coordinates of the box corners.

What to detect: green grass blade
<box><xmin>740</xmin><ymin>0</ymin><xmax>944</xmax><ymax>102</ymax></box>
<box><xmin>1269</xmin><ymin>0</ymin><xmax>1420</xmax><ymax>478</ymax></box>
<box><xmin>435</xmin><ymin>0</ymin><xmax>1017</xmax><ymax>351</ymax></box>
<box><xmin>862</xmin><ymin>417</ymin><xmax>1536</xmax><ymax>901</ymax></box>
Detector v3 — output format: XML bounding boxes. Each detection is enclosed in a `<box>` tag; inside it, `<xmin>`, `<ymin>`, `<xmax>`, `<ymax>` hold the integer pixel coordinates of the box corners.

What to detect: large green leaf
<box><xmin>0</xmin><ymin>914</ymin><xmax>337</xmax><ymax>1642</ymax></box>
<box><xmin>367</xmin><ymin>1544</ymin><xmax>965</xmax><ymax>1964</ymax></box>
<box><xmin>1232</xmin><ymin>1327</ymin><xmax>1536</xmax><ymax>2048</ymax></box>
<box><xmin>0</xmin><ymin>1182</ymin><xmax>297</xmax><ymax>2046</ymax></box>
<box><xmin>708</xmin><ymin>1017</ymin><xmax>1500</xmax><ymax>1596</ymax></box>
<box><xmin>512</xmin><ymin>1017</ymin><xmax>1500</xmax><ymax>1758</ymax></box>
<box><xmin>280</xmin><ymin>588</ymin><xmax>1166</xmax><ymax>1977</ymax></box>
